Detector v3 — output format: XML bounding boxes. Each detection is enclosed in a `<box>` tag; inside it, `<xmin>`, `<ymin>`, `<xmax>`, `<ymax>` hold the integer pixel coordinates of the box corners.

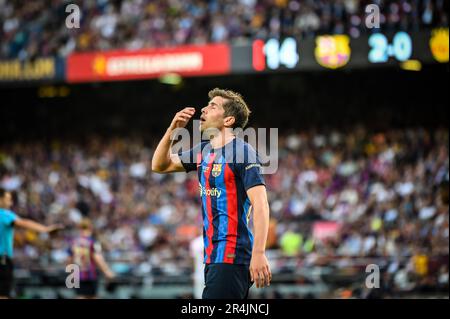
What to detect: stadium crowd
<box><xmin>0</xmin><ymin>0</ymin><xmax>448</xmax><ymax>59</ymax></box>
<box><xmin>0</xmin><ymin>126</ymin><xmax>448</xmax><ymax>297</ymax></box>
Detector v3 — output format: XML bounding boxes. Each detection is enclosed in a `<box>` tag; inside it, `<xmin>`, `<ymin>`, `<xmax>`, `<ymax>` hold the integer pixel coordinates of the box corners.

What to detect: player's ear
<box><xmin>224</xmin><ymin>116</ymin><xmax>235</xmax><ymax>128</ymax></box>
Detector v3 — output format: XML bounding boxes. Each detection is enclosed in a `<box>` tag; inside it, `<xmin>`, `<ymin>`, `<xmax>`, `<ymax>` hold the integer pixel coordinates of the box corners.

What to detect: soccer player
<box><xmin>190</xmin><ymin>232</ymin><xmax>205</xmax><ymax>299</ymax></box>
<box><xmin>67</xmin><ymin>218</ymin><xmax>115</xmax><ymax>299</ymax></box>
<box><xmin>152</xmin><ymin>88</ymin><xmax>272</xmax><ymax>299</ymax></box>
<box><xmin>0</xmin><ymin>188</ymin><xmax>63</xmax><ymax>298</ymax></box>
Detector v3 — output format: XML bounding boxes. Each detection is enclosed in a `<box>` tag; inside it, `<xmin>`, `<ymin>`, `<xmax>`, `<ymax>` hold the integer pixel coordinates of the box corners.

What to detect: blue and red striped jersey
<box><xmin>68</xmin><ymin>235</ymin><xmax>101</xmax><ymax>281</ymax></box>
<box><xmin>179</xmin><ymin>138</ymin><xmax>265</xmax><ymax>265</ymax></box>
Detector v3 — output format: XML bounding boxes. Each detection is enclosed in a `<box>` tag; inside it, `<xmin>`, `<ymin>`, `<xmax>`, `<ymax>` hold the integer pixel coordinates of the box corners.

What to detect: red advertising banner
<box><xmin>67</xmin><ymin>43</ymin><xmax>230</xmax><ymax>83</ymax></box>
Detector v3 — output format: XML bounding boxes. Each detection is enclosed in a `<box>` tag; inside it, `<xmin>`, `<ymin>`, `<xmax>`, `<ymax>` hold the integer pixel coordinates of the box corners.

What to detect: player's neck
<box><xmin>210</xmin><ymin>130</ymin><xmax>236</xmax><ymax>149</ymax></box>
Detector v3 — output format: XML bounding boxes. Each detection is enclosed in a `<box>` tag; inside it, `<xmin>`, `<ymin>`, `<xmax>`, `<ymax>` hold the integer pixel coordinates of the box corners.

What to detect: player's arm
<box><xmin>151</xmin><ymin>107</ymin><xmax>196</xmax><ymax>174</ymax></box>
<box><xmin>247</xmin><ymin>185</ymin><xmax>272</xmax><ymax>288</ymax></box>
<box><xmin>93</xmin><ymin>252</ymin><xmax>115</xmax><ymax>280</ymax></box>
<box><xmin>14</xmin><ymin>217</ymin><xmax>63</xmax><ymax>233</ymax></box>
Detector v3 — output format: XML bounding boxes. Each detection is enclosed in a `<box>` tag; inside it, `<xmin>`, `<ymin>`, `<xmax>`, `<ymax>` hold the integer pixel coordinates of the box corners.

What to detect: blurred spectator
<box><xmin>0</xmin><ymin>126</ymin><xmax>448</xmax><ymax>297</ymax></box>
<box><xmin>0</xmin><ymin>0</ymin><xmax>448</xmax><ymax>59</ymax></box>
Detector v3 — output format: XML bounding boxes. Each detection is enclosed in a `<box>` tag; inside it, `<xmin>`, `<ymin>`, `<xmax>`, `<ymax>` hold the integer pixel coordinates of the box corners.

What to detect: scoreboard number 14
<box><xmin>253</xmin><ymin>37</ymin><xmax>299</xmax><ymax>71</ymax></box>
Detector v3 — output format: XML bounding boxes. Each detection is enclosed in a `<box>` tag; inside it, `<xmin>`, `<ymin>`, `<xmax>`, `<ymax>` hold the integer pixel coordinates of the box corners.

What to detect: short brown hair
<box><xmin>0</xmin><ymin>188</ymin><xmax>6</xmax><ymax>199</ymax></box>
<box><xmin>79</xmin><ymin>218</ymin><xmax>93</xmax><ymax>230</ymax></box>
<box><xmin>208</xmin><ymin>88</ymin><xmax>251</xmax><ymax>129</ymax></box>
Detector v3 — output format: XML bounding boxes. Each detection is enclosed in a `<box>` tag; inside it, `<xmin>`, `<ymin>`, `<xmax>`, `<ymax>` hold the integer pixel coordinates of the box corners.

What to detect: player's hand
<box><xmin>46</xmin><ymin>224</ymin><xmax>64</xmax><ymax>233</ymax></box>
<box><xmin>249</xmin><ymin>252</ymin><xmax>272</xmax><ymax>288</ymax></box>
<box><xmin>105</xmin><ymin>271</ymin><xmax>115</xmax><ymax>281</ymax></box>
<box><xmin>169</xmin><ymin>107</ymin><xmax>196</xmax><ymax>130</ymax></box>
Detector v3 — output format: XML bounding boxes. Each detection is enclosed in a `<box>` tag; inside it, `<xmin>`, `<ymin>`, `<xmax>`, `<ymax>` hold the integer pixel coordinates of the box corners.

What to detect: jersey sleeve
<box><xmin>1</xmin><ymin>210</ymin><xmax>18</xmax><ymax>227</ymax></box>
<box><xmin>92</xmin><ymin>240</ymin><xmax>102</xmax><ymax>254</ymax></box>
<box><xmin>237</xmin><ymin>145</ymin><xmax>266</xmax><ymax>191</ymax></box>
<box><xmin>178</xmin><ymin>142</ymin><xmax>207</xmax><ymax>173</ymax></box>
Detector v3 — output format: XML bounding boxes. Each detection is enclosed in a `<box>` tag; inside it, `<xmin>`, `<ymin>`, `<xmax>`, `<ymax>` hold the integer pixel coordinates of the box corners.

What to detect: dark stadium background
<box><xmin>2</xmin><ymin>66</ymin><xmax>448</xmax><ymax>140</ymax></box>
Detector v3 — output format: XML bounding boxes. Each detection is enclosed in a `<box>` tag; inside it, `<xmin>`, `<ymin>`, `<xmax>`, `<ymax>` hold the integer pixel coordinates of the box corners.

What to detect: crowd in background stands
<box><xmin>0</xmin><ymin>0</ymin><xmax>448</xmax><ymax>59</ymax></box>
<box><xmin>0</xmin><ymin>127</ymin><xmax>448</xmax><ymax>297</ymax></box>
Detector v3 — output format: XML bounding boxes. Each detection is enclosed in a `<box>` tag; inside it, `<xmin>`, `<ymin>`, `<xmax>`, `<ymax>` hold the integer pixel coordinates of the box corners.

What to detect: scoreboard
<box><xmin>0</xmin><ymin>29</ymin><xmax>448</xmax><ymax>84</ymax></box>
<box><xmin>231</xmin><ymin>29</ymin><xmax>448</xmax><ymax>74</ymax></box>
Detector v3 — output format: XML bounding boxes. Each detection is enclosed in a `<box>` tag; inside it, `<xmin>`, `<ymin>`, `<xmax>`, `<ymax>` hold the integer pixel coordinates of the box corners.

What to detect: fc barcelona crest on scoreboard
<box><xmin>212</xmin><ymin>164</ymin><xmax>223</xmax><ymax>177</ymax></box>
<box><xmin>315</xmin><ymin>35</ymin><xmax>351</xmax><ymax>69</ymax></box>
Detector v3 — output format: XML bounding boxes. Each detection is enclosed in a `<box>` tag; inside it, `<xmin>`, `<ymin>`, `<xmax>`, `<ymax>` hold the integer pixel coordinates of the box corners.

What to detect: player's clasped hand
<box><xmin>249</xmin><ymin>252</ymin><xmax>272</xmax><ymax>288</ymax></box>
<box><xmin>170</xmin><ymin>107</ymin><xmax>196</xmax><ymax>129</ymax></box>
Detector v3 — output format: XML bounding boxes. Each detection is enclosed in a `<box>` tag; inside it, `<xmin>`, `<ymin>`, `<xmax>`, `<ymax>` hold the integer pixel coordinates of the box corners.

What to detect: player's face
<box><xmin>200</xmin><ymin>96</ymin><xmax>227</xmax><ymax>133</ymax></box>
<box><xmin>0</xmin><ymin>192</ymin><xmax>13</xmax><ymax>209</ymax></box>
